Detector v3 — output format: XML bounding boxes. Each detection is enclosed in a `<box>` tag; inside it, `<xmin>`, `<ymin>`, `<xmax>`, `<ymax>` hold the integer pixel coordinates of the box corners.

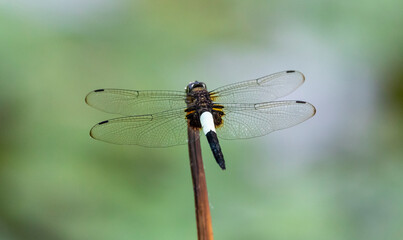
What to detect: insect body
<box><xmin>185</xmin><ymin>81</ymin><xmax>226</xmax><ymax>169</ymax></box>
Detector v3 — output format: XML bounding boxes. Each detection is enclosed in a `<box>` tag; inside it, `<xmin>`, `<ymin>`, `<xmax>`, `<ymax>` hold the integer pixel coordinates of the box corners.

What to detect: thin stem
<box><xmin>187</xmin><ymin>126</ymin><xmax>214</xmax><ymax>240</ymax></box>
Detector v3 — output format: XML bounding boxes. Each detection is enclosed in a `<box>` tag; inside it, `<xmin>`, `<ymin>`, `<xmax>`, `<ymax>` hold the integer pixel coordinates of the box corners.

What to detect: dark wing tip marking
<box><xmin>287</xmin><ymin>70</ymin><xmax>306</xmax><ymax>83</ymax></box>
<box><xmin>296</xmin><ymin>101</ymin><xmax>317</xmax><ymax>116</ymax></box>
<box><xmin>295</xmin><ymin>101</ymin><xmax>316</xmax><ymax>116</ymax></box>
<box><xmin>98</xmin><ymin>120</ymin><xmax>109</xmax><ymax>125</ymax></box>
<box><xmin>85</xmin><ymin>89</ymin><xmax>104</xmax><ymax>105</ymax></box>
<box><xmin>90</xmin><ymin>120</ymin><xmax>109</xmax><ymax>139</ymax></box>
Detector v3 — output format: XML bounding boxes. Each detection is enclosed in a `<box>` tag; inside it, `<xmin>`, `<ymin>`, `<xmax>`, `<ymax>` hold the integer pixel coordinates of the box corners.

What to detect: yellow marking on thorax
<box><xmin>212</xmin><ymin>108</ymin><xmax>223</xmax><ymax>112</ymax></box>
<box><xmin>186</xmin><ymin>110</ymin><xmax>196</xmax><ymax>116</ymax></box>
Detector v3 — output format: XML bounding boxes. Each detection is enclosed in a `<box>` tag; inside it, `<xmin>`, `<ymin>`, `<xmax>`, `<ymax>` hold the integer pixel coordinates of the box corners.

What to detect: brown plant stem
<box><xmin>187</xmin><ymin>126</ymin><xmax>214</xmax><ymax>240</ymax></box>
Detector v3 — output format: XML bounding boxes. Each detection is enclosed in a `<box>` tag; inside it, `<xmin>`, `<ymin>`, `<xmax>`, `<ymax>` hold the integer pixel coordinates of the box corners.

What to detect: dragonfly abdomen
<box><xmin>205</xmin><ymin>130</ymin><xmax>225</xmax><ymax>170</ymax></box>
<box><xmin>200</xmin><ymin>112</ymin><xmax>225</xmax><ymax>170</ymax></box>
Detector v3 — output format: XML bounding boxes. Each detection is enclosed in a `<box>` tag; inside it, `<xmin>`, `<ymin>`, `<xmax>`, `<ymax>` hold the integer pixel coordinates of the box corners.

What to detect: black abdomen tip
<box><xmin>206</xmin><ymin>131</ymin><xmax>226</xmax><ymax>170</ymax></box>
<box><xmin>219</xmin><ymin>162</ymin><xmax>226</xmax><ymax>170</ymax></box>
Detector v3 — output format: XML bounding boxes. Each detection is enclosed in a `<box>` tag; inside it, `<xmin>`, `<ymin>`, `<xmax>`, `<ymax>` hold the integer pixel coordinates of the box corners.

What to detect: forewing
<box><xmin>211</xmin><ymin>71</ymin><xmax>305</xmax><ymax>103</ymax></box>
<box><xmin>85</xmin><ymin>89</ymin><xmax>187</xmax><ymax>115</ymax></box>
<box><xmin>90</xmin><ymin>109</ymin><xmax>193</xmax><ymax>147</ymax></box>
<box><xmin>216</xmin><ymin>101</ymin><xmax>316</xmax><ymax>139</ymax></box>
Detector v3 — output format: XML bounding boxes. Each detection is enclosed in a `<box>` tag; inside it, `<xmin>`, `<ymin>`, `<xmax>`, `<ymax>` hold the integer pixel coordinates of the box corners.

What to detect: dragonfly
<box><xmin>86</xmin><ymin>70</ymin><xmax>316</xmax><ymax>170</ymax></box>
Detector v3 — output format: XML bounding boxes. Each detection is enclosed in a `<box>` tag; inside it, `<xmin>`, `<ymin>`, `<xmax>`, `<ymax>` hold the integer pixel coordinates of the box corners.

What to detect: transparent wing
<box><xmin>216</xmin><ymin>101</ymin><xmax>316</xmax><ymax>140</ymax></box>
<box><xmin>85</xmin><ymin>89</ymin><xmax>187</xmax><ymax>116</ymax></box>
<box><xmin>90</xmin><ymin>109</ymin><xmax>194</xmax><ymax>147</ymax></box>
<box><xmin>210</xmin><ymin>71</ymin><xmax>305</xmax><ymax>103</ymax></box>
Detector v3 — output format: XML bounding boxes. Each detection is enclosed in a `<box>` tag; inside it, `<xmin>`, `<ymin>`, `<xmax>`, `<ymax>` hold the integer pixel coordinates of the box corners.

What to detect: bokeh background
<box><xmin>0</xmin><ymin>1</ymin><xmax>402</xmax><ymax>240</ymax></box>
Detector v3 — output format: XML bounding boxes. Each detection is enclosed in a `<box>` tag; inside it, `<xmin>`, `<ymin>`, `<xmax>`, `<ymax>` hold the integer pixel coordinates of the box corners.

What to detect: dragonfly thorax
<box><xmin>186</xmin><ymin>88</ymin><xmax>212</xmax><ymax>114</ymax></box>
<box><xmin>185</xmin><ymin>87</ymin><xmax>224</xmax><ymax>130</ymax></box>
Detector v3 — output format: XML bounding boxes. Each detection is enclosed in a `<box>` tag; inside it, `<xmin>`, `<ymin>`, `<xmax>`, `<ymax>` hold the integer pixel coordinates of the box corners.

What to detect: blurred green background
<box><xmin>0</xmin><ymin>1</ymin><xmax>402</xmax><ymax>240</ymax></box>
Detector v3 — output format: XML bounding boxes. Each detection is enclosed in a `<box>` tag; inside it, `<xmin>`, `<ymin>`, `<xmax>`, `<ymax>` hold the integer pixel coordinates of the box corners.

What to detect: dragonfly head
<box><xmin>186</xmin><ymin>81</ymin><xmax>207</xmax><ymax>93</ymax></box>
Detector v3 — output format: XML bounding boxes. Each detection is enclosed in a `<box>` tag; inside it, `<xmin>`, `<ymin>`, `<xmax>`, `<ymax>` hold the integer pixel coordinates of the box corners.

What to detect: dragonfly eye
<box><xmin>186</xmin><ymin>81</ymin><xmax>207</xmax><ymax>93</ymax></box>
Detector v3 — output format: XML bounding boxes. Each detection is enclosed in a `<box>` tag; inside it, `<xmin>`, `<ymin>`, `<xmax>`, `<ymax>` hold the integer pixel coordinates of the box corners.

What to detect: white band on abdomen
<box><xmin>200</xmin><ymin>111</ymin><xmax>216</xmax><ymax>135</ymax></box>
